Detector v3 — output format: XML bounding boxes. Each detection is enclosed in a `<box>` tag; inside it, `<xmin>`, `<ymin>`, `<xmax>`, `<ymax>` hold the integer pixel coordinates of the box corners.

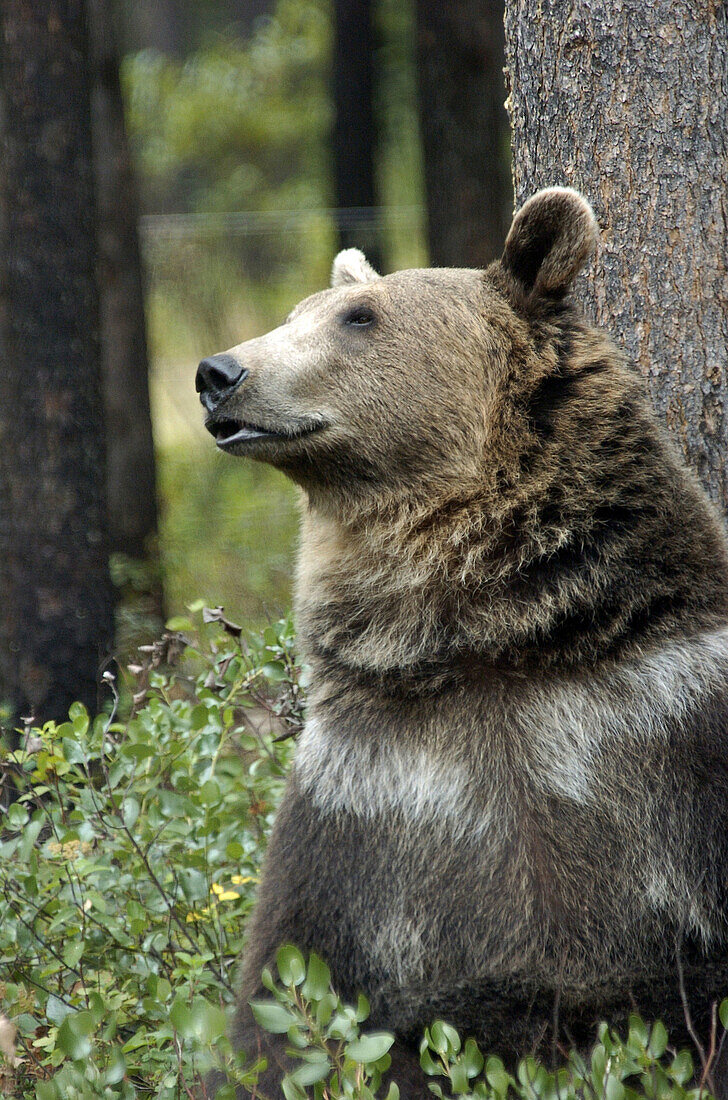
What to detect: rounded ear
<box><xmin>501</xmin><ymin>187</ymin><xmax>598</xmax><ymax>298</ymax></box>
<box><xmin>331</xmin><ymin>248</ymin><xmax>380</xmax><ymax>288</ymax></box>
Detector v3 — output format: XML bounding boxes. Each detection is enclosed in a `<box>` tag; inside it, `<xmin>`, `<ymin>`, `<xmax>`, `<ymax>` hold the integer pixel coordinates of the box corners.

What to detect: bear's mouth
<box><xmin>206</xmin><ymin>416</ymin><xmax>323</xmax><ymax>451</ymax></box>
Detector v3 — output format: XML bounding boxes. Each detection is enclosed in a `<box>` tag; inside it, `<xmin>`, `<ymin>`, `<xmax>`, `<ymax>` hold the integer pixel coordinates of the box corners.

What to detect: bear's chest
<box><xmin>292</xmin><ymin>707</ymin><xmax>614</xmax><ymax>983</ymax></box>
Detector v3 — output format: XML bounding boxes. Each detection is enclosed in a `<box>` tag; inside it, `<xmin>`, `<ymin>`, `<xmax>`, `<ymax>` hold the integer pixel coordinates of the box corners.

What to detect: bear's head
<box><xmin>196</xmin><ymin>188</ymin><xmax>599</xmax><ymax>509</ymax></box>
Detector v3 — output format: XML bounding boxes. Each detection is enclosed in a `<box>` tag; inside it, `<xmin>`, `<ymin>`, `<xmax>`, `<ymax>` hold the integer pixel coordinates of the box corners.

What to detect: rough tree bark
<box><xmin>415</xmin><ymin>0</ymin><xmax>511</xmax><ymax>267</ymax></box>
<box><xmin>0</xmin><ymin>0</ymin><xmax>114</xmax><ymax>723</ymax></box>
<box><xmin>504</xmin><ymin>0</ymin><xmax>728</xmax><ymax>511</ymax></box>
<box><xmin>88</xmin><ymin>0</ymin><xmax>161</xmax><ymax>573</ymax></box>
<box><xmin>332</xmin><ymin>0</ymin><xmax>383</xmax><ymax>272</ymax></box>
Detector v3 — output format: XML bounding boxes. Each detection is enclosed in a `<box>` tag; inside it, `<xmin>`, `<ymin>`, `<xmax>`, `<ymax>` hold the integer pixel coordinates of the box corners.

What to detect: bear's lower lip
<box><xmin>206</xmin><ymin>417</ymin><xmax>322</xmax><ymax>450</ymax></box>
<box><xmin>212</xmin><ymin>420</ymin><xmax>279</xmax><ymax>448</ymax></box>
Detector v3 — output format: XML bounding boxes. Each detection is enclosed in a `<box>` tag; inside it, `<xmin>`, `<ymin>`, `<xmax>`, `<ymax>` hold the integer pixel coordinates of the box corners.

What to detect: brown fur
<box><xmin>198</xmin><ymin>189</ymin><xmax>728</xmax><ymax>1098</ymax></box>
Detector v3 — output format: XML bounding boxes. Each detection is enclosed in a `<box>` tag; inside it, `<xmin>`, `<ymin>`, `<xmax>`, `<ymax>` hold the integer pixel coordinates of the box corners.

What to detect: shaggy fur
<box><xmin>197</xmin><ymin>188</ymin><xmax>728</xmax><ymax>1098</ymax></box>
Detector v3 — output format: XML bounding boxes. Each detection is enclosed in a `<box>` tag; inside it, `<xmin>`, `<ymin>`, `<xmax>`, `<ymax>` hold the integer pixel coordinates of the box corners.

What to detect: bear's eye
<box><xmin>343</xmin><ymin>306</ymin><xmax>376</xmax><ymax>328</ymax></box>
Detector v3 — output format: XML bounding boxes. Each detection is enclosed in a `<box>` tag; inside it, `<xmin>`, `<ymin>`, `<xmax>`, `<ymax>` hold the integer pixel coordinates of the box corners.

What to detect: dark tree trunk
<box><xmin>332</xmin><ymin>0</ymin><xmax>383</xmax><ymax>272</ymax></box>
<box><xmin>504</xmin><ymin>0</ymin><xmax>728</xmax><ymax>511</ymax></box>
<box><xmin>88</xmin><ymin>0</ymin><xmax>162</xmax><ymax>580</ymax></box>
<box><xmin>0</xmin><ymin>0</ymin><xmax>114</xmax><ymax>723</ymax></box>
<box><xmin>116</xmin><ymin>0</ymin><xmax>184</xmax><ymax>56</ymax></box>
<box><xmin>414</xmin><ymin>0</ymin><xmax>511</xmax><ymax>267</ymax></box>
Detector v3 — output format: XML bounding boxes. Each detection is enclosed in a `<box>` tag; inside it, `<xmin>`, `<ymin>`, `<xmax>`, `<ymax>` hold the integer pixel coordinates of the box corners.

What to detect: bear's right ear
<box><xmin>331</xmin><ymin>248</ymin><xmax>381</xmax><ymax>288</ymax></box>
<box><xmin>501</xmin><ymin>187</ymin><xmax>598</xmax><ymax>299</ymax></box>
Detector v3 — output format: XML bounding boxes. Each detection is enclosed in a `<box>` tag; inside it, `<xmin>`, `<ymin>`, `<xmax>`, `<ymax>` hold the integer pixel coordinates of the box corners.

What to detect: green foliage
<box><xmin>251</xmin><ymin>947</ymin><xmax>399</xmax><ymax>1100</ymax></box>
<box><xmin>417</xmin><ymin>1014</ymin><xmax>715</xmax><ymax>1100</ymax></box>
<box><xmin>0</xmin><ymin>611</ymin><xmax>302</xmax><ymax>1097</ymax></box>
<box><xmin>232</xmin><ymin>948</ymin><xmax>728</xmax><ymax>1100</ymax></box>
<box><xmin>156</xmin><ymin>445</ymin><xmax>300</xmax><ymax>629</ymax></box>
<box><xmin>122</xmin><ymin>0</ymin><xmax>332</xmax><ymax>217</ymax></box>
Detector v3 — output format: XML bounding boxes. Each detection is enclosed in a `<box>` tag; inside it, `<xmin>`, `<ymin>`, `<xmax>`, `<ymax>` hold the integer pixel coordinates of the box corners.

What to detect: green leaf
<box><xmin>463</xmin><ymin>1037</ymin><xmax>485</xmax><ymax>1078</ymax></box>
<box><xmin>286</xmin><ymin>1024</ymin><xmax>310</xmax><ymax>1049</ymax></box>
<box><xmin>419</xmin><ymin>1045</ymin><xmax>442</xmax><ymax>1077</ymax></box>
<box><xmin>346</xmin><ymin>1032</ymin><xmax>395</xmax><ymax>1064</ymax></box>
<box><xmin>627</xmin><ymin>1014</ymin><xmax>648</xmax><ymax>1049</ymax></box>
<box><xmin>17</xmin><ymin>817</ymin><xmax>43</xmax><ymax>862</ymax></box>
<box><xmin>276</xmin><ymin>944</ymin><xmax>306</xmax><ymax>987</ymax></box>
<box><xmin>46</xmin><ymin>995</ymin><xmax>74</xmax><ymax>1027</ymax></box>
<box><xmin>121</xmin><ymin>742</ymin><xmax>155</xmax><ymax>762</ymax></box>
<box><xmin>262</xmin><ymin>661</ymin><xmax>287</xmax><ymax>682</ymax></box>
<box><xmin>670</xmin><ymin>1050</ymin><xmax>694</xmax><ymax>1085</ymax></box>
<box><xmin>720</xmin><ymin>999</ymin><xmax>728</xmax><ymax>1031</ymax></box>
<box><xmin>122</xmin><ymin>796</ymin><xmax>140</xmax><ymax>829</ymax></box>
<box><xmin>288</xmin><ymin>1059</ymin><xmax>332</xmax><ymax>1087</ymax></box>
<box><xmin>57</xmin><ymin>1011</ymin><xmax>95</xmax><ymax>1060</ymax></box>
<box><xmin>355</xmin><ymin>992</ymin><xmax>370</xmax><ymax>1022</ymax></box>
<box><xmin>121</xmin><ymin>1028</ymin><xmax>149</xmax><ymax>1053</ymax></box>
<box><xmin>166</xmin><ymin>615</ymin><xmax>194</xmax><ymax>631</ymax></box>
<box><xmin>211</xmin><ymin>1086</ymin><xmax>237</xmax><ymax>1100</ymax></box>
<box><xmin>62</xmin><ymin>940</ymin><xmax>84</xmax><ymax>970</ymax></box>
<box><xmin>648</xmin><ymin>1020</ymin><xmax>668</xmax><ymax>1058</ymax></box>
<box><xmin>450</xmin><ymin>1061</ymin><xmax>470</xmax><ymax>1094</ymax></box>
<box><xmin>170</xmin><ymin>998</ymin><xmax>194</xmax><ymax>1038</ymax></box>
<box><xmin>302</xmin><ymin>951</ymin><xmax>331</xmax><ymax>1000</ymax></box>
<box><xmin>486</xmin><ymin>1056</ymin><xmax>512</xmax><ymax>1096</ymax></box>
<box><xmin>61</xmin><ymin>737</ymin><xmax>87</xmax><ymax>765</ymax></box>
<box><xmin>605</xmin><ymin>1077</ymin><xmax>625</xmax><ymax>1100</ymax></box>
<box><xmin>200</xmin><ymin>779</ymin><xmax>221</xmax><ymax>804</ymax></box>
<box><xmin>104</xmin><ymin>1046</ymin><xmax>126</xmax><ymax>1085</ymax></box>
<box><xmin>282</xmin><ymin>1077</ymin><xmax>307</xmax><ymax>1100</ymax></box>
<box><xmin>6</xmin><ymin>802</ymin><xmax>28</xmax><ymax>829</ymax></box>
<box><xmin>250</xmin><ymin>1001</ymin><xmax>299</xmax><ymax>1034</ymax></box>
<box><xmin>314</xmin><ymin>992</ymin><xmax>336</xmax><ymax>1028</ymax></box>
<box><xmin>190</xmin><ymin>997</ymin><xmax>227</xmax><ymax>1042</ymax></box>
<box><xmin>429</xmin><ymin>1020</ymin><xmax>460</xmax><ymax>1055</ymax></box>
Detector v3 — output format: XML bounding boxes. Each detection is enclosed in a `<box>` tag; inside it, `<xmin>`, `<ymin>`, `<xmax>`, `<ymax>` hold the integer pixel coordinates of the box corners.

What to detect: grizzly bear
<box><xmin>197</xmin><ymin>188</ymin><xmax>728</xmax><ymax>1098</ymax></box>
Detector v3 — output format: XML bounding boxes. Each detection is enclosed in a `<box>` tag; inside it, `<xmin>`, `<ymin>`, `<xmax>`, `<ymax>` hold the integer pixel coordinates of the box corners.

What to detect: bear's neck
<box><xmin>294</xmin><ymin>448</ymin><xmax>728</xmax><ymax>686</ymax></box>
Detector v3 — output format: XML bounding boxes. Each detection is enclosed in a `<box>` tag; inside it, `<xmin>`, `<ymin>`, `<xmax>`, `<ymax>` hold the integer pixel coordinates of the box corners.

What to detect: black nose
<box><xmin>196</xmin><ymin>354</ymin><xmax>248</xmax><ymax>399</ymax></box>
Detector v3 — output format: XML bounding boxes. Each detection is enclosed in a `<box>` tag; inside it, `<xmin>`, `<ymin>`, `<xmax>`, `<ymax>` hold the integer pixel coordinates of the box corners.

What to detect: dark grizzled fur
<box><xmin>199</xmin><ymin>190</ymin><xmax>728</xmax><ymax>1099</ymax></box>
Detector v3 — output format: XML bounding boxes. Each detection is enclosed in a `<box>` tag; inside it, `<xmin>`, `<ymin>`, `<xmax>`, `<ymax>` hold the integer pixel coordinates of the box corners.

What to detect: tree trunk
<box><xmin>504</xmin><ymin>0</ymin><xmax>728</xmax><ymax>511</ymax></box>
<box><xmin>414</xmin><ymin>0</ymin><xmax>511</xmax><ymax>267</ymax></box>
<box><xmin>0</xmin><ymin>0</ymin><xmax>114</xmax><ymax>723</ymax></box>
<box><xmin>88</xmin><ymin>0</ymin><xmax>162</xmax><ymax>579</ymax></box>
<box><xmin>115</xmin><ymin>0</ymin><xmax>184</xmax><ymax>56</ymax></box>
<box><xmin>332</xmin><ymin>0</ymin><xmax>383</xmax><ymax>272</ymax></box>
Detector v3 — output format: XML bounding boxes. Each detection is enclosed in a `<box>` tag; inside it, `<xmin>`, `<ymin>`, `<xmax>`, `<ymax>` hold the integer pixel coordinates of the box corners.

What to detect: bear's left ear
<box><xmin>331</xmin><ymin>248</ymin><xmax>381</xmax><ymax>288</ymax></box>
<box><xmin>501</xmin><ymin>187</ymin><xmax>598</xmax><ymax>299</ymax></box>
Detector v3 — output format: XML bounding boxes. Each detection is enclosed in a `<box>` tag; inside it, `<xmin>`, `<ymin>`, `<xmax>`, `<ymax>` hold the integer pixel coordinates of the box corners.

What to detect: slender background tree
<box><xmin>0</xmin><ymin>0</ymin><xmax>114</xmax><ymax>723</ymax></box>
<box><xmin>415</xmin><ymin>0</ymin><xmax>511</xmax><ymax>266</ymax></box>
<box><xmin>88</xmin><ymin>0</ymin><xmax>163</xmax><ymax>622</ymax></box>
<box><xmin>332</xmin><ymin>0</ymin><xmax>383</xmax><ymax>272</ymax></box>
<box><xmin>505</xmin><ymin>0</ymin><xmax>728</xmax><ymax>510</ymax></box>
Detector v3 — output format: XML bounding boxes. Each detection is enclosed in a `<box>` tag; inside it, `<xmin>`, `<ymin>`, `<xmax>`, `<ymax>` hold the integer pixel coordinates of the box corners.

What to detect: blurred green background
<box><xmin>124</xmin><ymin>0</ymin><xmax>428</xmax><ymax>627</ymax></box>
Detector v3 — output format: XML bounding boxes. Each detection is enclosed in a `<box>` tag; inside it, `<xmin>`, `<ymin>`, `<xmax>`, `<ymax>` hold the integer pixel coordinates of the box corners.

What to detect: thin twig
<box><xmin>676</xmin><ymin>941</ymin><xmax>709</xmax><ymax>1087</ymax></box>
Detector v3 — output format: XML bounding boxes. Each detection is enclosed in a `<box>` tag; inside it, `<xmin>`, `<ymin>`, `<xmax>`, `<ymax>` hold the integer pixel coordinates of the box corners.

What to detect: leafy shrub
<box><xmin>0</xmin><ymin>610</ymin><xmax>302</xmax><ymax>1097</ymax></box>
<box><xmin>1</xmin><ymin>610</ymin><xmax>726</xmax><ymax>1098</ymax></box>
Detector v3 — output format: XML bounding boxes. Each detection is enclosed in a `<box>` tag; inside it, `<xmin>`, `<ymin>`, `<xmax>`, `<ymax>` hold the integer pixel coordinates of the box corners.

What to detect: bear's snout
<box><xmin>196</xmin><ymin>353</ymin><xmax>248</xmax><ymax>411</ymax></box>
